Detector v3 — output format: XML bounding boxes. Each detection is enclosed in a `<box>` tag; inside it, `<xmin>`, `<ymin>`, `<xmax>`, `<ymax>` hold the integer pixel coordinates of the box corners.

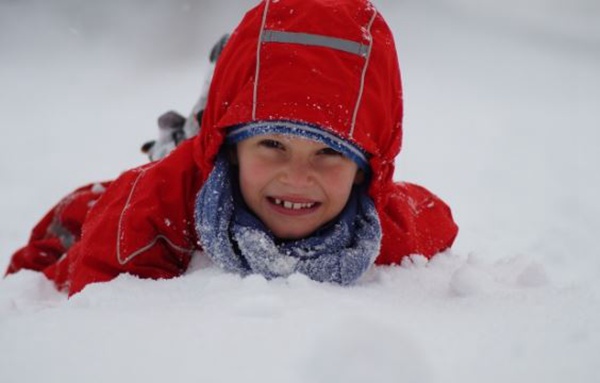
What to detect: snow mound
<box><xmin>2</xmin><ymin>252</ymin><xmax>598</xmax><ymax>383</ymax></box>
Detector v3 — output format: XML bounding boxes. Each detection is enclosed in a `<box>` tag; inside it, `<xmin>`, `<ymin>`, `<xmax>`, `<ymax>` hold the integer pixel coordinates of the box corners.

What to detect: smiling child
<box><xmin>6</xmin><ymin>0</ymin><xmax>458</xmax><ymax>295</ymax></box>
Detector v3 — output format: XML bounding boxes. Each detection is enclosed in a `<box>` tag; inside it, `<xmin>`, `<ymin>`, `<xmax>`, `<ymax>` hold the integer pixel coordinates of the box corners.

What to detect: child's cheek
<box><xmin>317</xmin><ymin>161</ymin><xmax>358</xmax><ymax>184</ymax></box>
<box><xmin>239</xmin><ymin>156</ymin><xmax>273</xmax><ymax>195</ymax></box>
<box><xmin>244</xmin><ymin>155</ymin><xmax>275</xmax><ymax>177</ymax></box>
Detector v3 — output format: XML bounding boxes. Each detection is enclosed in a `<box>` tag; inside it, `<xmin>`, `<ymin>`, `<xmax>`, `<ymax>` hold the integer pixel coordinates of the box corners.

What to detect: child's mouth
<box><xmin>267</xmin><ymin>197</ymin><xmax>321</xmax><ymax>214</ymax></box>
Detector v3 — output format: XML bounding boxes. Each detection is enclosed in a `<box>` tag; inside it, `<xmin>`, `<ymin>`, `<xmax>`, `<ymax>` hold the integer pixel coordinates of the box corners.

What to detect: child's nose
<box><xmin>280</xmin><ymin>158</ymin><xmax>314</xmax><ymax>187</ymax></box>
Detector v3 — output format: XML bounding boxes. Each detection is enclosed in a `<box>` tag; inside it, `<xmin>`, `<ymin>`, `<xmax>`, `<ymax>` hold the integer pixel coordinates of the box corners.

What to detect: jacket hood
<box><xmin>194</xmin><ymin>0</ymin><xmax>403</xmax><ymax>207</ymax></box>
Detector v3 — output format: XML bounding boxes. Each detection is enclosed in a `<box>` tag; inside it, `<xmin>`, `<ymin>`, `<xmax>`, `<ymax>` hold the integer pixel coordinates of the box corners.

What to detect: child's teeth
<box><xmin>273</xmin><ymin>198</ymin><xmax>316</xmax><ymax>209</ymax></box>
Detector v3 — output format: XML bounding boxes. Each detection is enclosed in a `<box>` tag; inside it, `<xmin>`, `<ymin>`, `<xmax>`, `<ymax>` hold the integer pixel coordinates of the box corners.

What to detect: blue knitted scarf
<box><xmin>195</xmin><ymin>153</ymin><xmax>382</xmax><ymax>285</ymax></box>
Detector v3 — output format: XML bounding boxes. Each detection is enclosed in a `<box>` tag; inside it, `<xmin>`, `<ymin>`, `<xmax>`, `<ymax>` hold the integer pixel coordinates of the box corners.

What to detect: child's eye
<box><xmin>259</xmin><ymin>139</ymin><xmax>284</xmax><ymax>150</ymax></box>
<box><xmin>318</xmin><ymin>147</ymin><xmax>343</xmax><ymax>156</ymax></box>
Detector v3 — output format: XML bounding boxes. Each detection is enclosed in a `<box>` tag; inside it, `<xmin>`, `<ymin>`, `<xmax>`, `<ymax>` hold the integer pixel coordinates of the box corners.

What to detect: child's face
<box><xmin>236</xmin><ymin>134</ymin><xmax>362</xmax><ymax>239</ymax></box>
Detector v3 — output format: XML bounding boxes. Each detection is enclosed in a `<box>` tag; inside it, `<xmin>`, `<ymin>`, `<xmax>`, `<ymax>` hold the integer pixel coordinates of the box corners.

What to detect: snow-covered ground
<box><xmin>1</xmin><ymin>0</ymin><xmax>599</xmax><ymax>382</ymax></box>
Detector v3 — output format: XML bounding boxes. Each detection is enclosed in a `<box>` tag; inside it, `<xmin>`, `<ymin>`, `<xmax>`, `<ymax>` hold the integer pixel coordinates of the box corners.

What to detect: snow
<box><xmin>1</xmin><ymin>0</ymin><xmax>600</xmax><ymax>382</ymax></box>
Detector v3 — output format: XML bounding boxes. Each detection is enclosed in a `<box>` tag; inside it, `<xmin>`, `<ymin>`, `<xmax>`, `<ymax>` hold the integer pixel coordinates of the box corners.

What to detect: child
<box><xmin>5</xmin><ymin>0</ymin><xmax>458</xmax><ymax>295</ymax></box>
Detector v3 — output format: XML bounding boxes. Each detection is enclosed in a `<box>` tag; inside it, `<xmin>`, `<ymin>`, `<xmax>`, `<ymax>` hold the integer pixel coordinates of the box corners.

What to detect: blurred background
<box><xmin>1</xmin><ymin>0</ymin><xmax>599</xmax><ymax>280</ymax></box>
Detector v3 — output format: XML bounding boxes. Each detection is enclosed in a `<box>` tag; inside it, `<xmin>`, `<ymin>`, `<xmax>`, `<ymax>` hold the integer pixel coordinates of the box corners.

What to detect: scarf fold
<box><xmin>195</xmin><ymin>153</ymin><xmax>382</xmax><ymax>285</ymax></box>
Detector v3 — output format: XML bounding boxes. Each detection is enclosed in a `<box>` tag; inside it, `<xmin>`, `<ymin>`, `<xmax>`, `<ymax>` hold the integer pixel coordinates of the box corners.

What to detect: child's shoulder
<box><xmin>100</xmin><ymin>138</ymin><xmax>201</xmax><ymax>220</ymax></box>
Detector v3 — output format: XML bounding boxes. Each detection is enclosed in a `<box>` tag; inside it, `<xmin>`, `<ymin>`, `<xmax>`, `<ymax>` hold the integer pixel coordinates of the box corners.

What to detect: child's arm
<box><xmin>375</xmin><ymin>182</ymin><xmax>458</xmax><ymax>265</ymax></box>
<box><xmin>42</xmin><ymin>140</ymin><xmax>201</xmax><ymax>296</ymax></box>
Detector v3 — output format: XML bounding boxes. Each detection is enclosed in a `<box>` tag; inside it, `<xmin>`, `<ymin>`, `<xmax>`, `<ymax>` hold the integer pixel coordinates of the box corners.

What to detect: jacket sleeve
<box><xmin>375</xmin><ymin>182</ymin><xmax>458</xmax><ymax>265</ymax></box>
<box><xmin>5</xmin><ymin>182</ymin><xmax>111</xmax><ymax>276</ymax></box>
<box><xmin>43</xmin><ymin>141</ymin><xmax>200</xmax><ymax>296</ymax></box>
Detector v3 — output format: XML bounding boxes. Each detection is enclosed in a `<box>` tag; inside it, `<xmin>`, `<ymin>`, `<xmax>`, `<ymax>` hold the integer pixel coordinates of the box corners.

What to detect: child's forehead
<box><xmin>226</xmin><ymin>121</ymin><xmax>370</xmax><ymax>170</ymax></box>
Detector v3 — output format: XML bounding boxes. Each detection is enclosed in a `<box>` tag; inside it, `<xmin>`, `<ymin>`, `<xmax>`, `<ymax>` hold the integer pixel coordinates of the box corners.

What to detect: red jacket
<box><xmin>7</xmin><ymin>0</ymin><xmax>458</xmax><ymax>295</ymax></box>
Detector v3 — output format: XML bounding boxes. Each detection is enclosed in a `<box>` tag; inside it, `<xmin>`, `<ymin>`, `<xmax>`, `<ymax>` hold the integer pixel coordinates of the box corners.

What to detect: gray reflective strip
<box><xmin>262</xmin><ymin>30</ymin><xmax>369</xmax><ymax>57</ymax></box>
<box><xmin>47</xmin><ymin>219</ymin><xmax>76</xmax><ymax>250</ymax></box>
